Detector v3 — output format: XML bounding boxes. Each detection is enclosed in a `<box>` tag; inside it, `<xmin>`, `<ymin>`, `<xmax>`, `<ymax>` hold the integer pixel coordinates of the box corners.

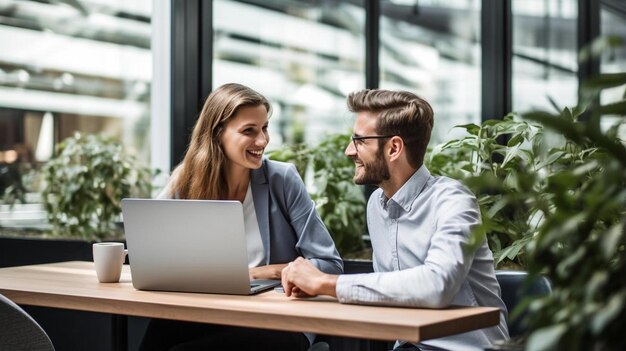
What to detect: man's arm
<box><xmin>283</xmin><ymin>183</ymin><xmax>482</xmax><ymax>308</ymax></box>
<box><xmin>281</xmin><ymin>257</ymin><xmax>338</xmax><ymax>297</ymax></box>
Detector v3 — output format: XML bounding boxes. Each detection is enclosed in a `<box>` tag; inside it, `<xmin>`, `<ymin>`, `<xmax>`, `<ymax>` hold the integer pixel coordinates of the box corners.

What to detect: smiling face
<box><xmin>344</xmin><ymin>111</ymin><xmax>391</xmax><ymax>186</ymax></box>
<box><xmin>220</xmin><ymin>104</ymin><xmax>270</xmax><ymax>172</ymax></box>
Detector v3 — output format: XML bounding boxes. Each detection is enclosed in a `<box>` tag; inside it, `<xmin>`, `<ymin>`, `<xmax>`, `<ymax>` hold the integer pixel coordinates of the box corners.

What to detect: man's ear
<box><xmin>387</xmin><ymin>136</ymin><xmax>404</xmax><ymax>162</ymax></box>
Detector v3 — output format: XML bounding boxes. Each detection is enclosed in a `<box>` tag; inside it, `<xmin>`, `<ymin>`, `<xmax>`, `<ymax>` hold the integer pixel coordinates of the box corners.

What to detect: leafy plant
<box><xmin>268</xmin><ymin>133</ymin><xmax>366</xmax><ymax>256</ymax></box>
<box><xmin>521</xmin><ymin>75</ymin><xmax>626</xmax><ymax>350</ymax></box>
<box><xmin>1</xmin><ymin>163</ymin><xmax>28</xmax><ymax>206</ymax></box>
<box><xmin>42</xmin><ymin>133</ymin><xmax>153</xmax><ymax>240</ymax></box>
<box><xmin>425</xmin><ymin>112</ymin><xmax>600</xmax><ymax>268</ymax></box>
<box><xmin>427</xmin><ymin>36</ymin><xmax>626</xmax><ymax>350</ymax></box>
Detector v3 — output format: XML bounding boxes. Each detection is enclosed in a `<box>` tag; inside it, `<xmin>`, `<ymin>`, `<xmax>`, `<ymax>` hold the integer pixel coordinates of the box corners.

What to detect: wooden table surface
<box><xmin>0</xmin><ymin>261</ymin><xmax>500</xmax><ymax>342</ymax></box>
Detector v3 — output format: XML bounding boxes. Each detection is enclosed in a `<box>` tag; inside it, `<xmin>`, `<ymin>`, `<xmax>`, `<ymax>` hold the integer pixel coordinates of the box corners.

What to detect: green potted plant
<box><xmin>428</xmin><ymin>101</ymin><xmax>624</xmax><ymax>350</ymax></box>
<box><xmin>426</xmin><ymin>37</ymin><xmax>625</xmax><ymax>350</ymax></box>
<box><xmin>1</xmin><ymin>133</ymin><xmax>153</xmax><ymax>267</ymax></box>
<box><xmin>520</xmin><ymin>70</ymin><xmax>626</xmax><ymax>351</ymax></box>
<box><xmin>42</xmin><ymin>133</ymin><xmax>153</xmax><ymax>240</ymax></box>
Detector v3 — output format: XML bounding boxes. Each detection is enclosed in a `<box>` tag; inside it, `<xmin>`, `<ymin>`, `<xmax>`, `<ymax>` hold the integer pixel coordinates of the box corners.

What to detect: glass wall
<box><xmin>379</xmin><ymin>0</ymin><xmax>482</xmax><ymax>144</ymax></box>
<box><xmin>600</xmin><ymin>5</ymin><xmax>626</xmax><ymax>139</ymax></box>
<box><xmin>0</xmin><ymin>0</ymin><xmax>152</xmax><ymax>228</ymax></box>
<box><xmin>512</xmin><ymin>0</ymin><xmax>578</xmax><ymax>113</ymax></box>
<box><xmin>212</xmin><ymin>0</ymin><xmax>365</xmax><ymax>148</ymax></box>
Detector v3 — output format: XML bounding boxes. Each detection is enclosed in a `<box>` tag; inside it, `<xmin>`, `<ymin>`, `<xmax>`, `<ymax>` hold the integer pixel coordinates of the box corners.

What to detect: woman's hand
<box><xmin>249</xmin><ymin>263</ymin><xmax>288</xmax><ymax>280</ymax></box>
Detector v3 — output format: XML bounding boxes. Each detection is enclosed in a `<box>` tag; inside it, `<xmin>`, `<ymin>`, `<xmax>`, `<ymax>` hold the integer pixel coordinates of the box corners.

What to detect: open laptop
<box><xmin>120</xmin><ymin>198</ymin><xmax>281</xmax><ymax>295</ymax></box>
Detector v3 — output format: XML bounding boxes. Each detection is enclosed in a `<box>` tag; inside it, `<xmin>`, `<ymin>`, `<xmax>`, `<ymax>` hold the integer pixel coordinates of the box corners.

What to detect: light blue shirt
<box><xmin>336</xmin><ymin>166</ymin><xmax>509</xmax><ymax>351</ymax></box>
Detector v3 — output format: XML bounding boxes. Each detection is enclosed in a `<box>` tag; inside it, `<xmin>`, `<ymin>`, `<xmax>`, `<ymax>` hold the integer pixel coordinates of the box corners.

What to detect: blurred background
<box><xmin>0</xmin><ymin>0</ymin><xmax>625</xmax><ymax>229</ymax></box>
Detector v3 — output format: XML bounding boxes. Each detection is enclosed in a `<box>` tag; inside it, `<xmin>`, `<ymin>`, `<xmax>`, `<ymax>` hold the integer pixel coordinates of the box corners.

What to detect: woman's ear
<box><xmin>387</xmin><ymin>136</ymin><xmax>404</xmax><ymax>162</ymax></box>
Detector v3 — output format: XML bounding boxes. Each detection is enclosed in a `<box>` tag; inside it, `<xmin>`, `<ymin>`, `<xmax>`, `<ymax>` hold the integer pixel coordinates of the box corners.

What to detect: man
<box><xmin>282</xmin><ymin>89</ymin><xmax>509</xmax><ymax>351</ymax></box>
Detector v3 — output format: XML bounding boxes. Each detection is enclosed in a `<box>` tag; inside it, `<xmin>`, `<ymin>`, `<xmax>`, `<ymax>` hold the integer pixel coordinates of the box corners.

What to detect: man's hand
<box><xmin>249</xmin><ymin>263</ymin><xmax>288</xmax><ymax>280</ymax></box>
<box><xmin>281</xmin><ymin>257</ymin><xmax>338</xmax><ymax>298</ymax></box>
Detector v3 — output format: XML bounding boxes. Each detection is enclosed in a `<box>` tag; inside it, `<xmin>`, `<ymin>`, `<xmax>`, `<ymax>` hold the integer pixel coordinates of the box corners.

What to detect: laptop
<box><xmin>120</xmin><ymin>198</ymin><xmax>281</xmax><ymax>295</ymax></box>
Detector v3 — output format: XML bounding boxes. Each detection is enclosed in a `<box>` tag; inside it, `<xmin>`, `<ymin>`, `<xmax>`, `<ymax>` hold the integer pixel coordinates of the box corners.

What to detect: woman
<box><xmin>140</xmin><ymin>83</ymin><xmax>343</xmax><ymax>351</ymax></box>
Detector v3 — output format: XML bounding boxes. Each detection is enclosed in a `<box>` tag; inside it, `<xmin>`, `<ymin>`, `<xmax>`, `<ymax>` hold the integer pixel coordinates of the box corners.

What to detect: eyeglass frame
<box><xmin>350</xmin><ymin>134</ymin><xmax>397</xmax><ymax>152</ymax></box>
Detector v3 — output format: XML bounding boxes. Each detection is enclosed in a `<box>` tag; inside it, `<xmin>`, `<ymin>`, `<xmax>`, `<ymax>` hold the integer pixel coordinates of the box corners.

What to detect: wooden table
<box><xmin>0</xmin><ymin>261</ymin><xmax>500</xmax><ymax>345</ymax></box>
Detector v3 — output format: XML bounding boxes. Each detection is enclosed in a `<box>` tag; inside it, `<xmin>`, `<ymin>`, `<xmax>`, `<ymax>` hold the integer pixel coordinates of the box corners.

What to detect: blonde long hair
<box><xmin>170</xmin><ymin>83</ymin><xmax>271</xmax><ymax>199</ymax></box>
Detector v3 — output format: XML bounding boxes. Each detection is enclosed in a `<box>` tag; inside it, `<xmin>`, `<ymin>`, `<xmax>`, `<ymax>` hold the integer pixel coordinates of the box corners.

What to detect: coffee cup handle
<box><xmin>122</xmin><ymin>249</ymin><xmax>128</xmax><ymax>263</ymax></box>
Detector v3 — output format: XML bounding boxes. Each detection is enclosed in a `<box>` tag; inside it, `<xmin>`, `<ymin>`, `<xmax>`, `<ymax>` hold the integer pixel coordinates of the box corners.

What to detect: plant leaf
<box><xmin>526</xmin><ymin>324</ymin><xmax>567</xmax><ymax>351</ymax></box>
<box><xmin>591</xmin><ymin>290</ymin><xmax>626</xmax><ymax>334</ymax></box>
<box><xmin>581</xmin><ymin>73</ymin><xmax>626</xmax><ymax>91</ymax></box>
<box><xmin>599</xmin><ymin>100</ymin><xmax>626</xmax><ymax>116</ymax></box>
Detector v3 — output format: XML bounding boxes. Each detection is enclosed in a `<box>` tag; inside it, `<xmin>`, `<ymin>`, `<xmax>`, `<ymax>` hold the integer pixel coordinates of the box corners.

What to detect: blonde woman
<box><xmin>140</xmin><ymin>83</ymin><xmax>342</xmax><ymax>351</ymax></box>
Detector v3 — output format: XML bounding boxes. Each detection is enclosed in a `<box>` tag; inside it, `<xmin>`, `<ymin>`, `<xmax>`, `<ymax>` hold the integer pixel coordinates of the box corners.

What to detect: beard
<box><xmin>352</xmin><ymin>148</ymin><xmax>390</xmax><ymax>185</ymax></box>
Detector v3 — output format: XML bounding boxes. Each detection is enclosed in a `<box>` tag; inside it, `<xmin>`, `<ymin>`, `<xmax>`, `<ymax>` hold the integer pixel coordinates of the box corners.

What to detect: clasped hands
<box><xmin>248</xmin><ymin>257</ymin><xmax>337</xmax><ymax>298</ymax></box>
<box><xmin>280</xmin><ymin>257</ymin><xmax>338</xmax><ymax>298</ymax></box>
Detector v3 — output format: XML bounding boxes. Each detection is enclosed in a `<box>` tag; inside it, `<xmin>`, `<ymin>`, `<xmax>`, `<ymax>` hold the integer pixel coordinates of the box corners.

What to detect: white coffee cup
<box><xmin>93</xmin><ymin>242</ymin><xmax>128</xmax><ymax>283</ymax></box>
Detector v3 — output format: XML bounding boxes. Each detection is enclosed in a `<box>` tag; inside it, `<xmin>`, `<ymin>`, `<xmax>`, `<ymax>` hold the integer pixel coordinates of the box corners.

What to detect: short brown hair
<box><xmin>347</xmin><ymin>89</ymin><xmax>434</xmax><ymax>168</ymax></box>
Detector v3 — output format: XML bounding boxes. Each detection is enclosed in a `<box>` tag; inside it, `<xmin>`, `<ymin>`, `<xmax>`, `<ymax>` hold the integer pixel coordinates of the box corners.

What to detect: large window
<box><xmin>512</xmin><ymin>0</ymin><xmax>578</xmax><ymax>113</ymax></box>
<box><xmin>213</xmin><ymin>0</ymin><xmax>365</xmax><ymax>147</ymax></box>
<box><xmin>380</xmin><ymin>0</ymin><xmax>481</xmax><ymax>143</ymax></box>
<box><xmin>0</xmin><ymin>0</ymin><xmax>152</xmax><ymax>229</ymax></box>
<box><xmin>600</xmin><ymin>4</ymin><xmax>626</xmax><ymax>138</ymax></box>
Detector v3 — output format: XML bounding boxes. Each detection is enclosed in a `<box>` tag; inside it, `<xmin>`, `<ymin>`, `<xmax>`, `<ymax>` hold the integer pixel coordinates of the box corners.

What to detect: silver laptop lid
<box><xmin>121</xmin><ymin>198</ymin><xmax>254</xmax><ymax>295</ymax></box>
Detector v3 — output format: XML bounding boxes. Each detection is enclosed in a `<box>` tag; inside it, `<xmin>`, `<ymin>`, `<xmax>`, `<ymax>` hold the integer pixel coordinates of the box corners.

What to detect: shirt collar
<box><xmin>379</xmin><ymin>165</ymin><xmax>431</xmax><ymax>213</ymax></box>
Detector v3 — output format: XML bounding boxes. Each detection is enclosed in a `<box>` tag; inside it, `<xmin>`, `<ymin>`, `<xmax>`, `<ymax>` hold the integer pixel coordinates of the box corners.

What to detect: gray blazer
<box><xmin>159</xmin><ymin>159</ymin><xmax>343</xmax><ymax>275</ymax></box>
<box><xmin>250</xmin><ymin>159</ymin><xmax>343</xmax><ymax>274</ymax></box>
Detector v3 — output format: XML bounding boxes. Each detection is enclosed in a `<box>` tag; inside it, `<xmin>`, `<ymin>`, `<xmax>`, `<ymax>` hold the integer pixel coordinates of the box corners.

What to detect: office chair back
<box><xmin>0</xmin><ymin>294</ymin><xmax>55</xmax><ymax>351</ymax></box>
<box><xmin>496</xmin><ymin>270</ymin><xmax>552</xmax><ymax>338</ymax></box>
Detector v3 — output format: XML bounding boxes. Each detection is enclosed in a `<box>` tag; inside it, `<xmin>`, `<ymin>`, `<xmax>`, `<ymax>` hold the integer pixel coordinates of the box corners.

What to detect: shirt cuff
<box><xmin>335</xmin><ymin>273</ymin><xmax>365</xmax><ymax>303</ymax></box>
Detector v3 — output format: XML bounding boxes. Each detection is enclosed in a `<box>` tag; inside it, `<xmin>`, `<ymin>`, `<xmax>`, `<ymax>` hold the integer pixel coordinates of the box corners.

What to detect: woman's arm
<box><xmin>249</xmin><ymin>263</ymin><xmax>288</xmax><ymax>280</ymax></box>
<box><xmin>281</xmin><ymin>164</ymin><xmax>344</xmax><ymax>275</ymax></box>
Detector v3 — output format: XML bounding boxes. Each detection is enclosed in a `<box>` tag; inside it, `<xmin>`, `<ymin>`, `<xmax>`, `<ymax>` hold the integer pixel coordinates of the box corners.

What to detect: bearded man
<box><xmin>282</xmin><ymin>89</ymin><xmax>510</xmax><ymax>351</ymax></box>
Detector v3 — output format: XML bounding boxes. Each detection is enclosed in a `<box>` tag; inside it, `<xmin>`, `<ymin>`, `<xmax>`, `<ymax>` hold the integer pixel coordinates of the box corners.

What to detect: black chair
<box><xmin>0</xmin><ymin>293</ymin><xmax>55</xmax><ymax>351</ymax></box>
<box><xmin>343</xmin><ymin>259</ymin><xmax>375</xmax><ymax>274</ymax></box>
<box><xmin>495</xmin><ymin>270</ymin><xmax>552</xmax><ymax>338</ymax></box>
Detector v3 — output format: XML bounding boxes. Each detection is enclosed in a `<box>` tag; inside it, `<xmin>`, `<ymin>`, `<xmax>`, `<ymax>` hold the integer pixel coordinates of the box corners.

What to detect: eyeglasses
<box><xmin>351</xmin><ymin>134</ymin><xmax>395</xmax><ymax>152</ymax></box>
